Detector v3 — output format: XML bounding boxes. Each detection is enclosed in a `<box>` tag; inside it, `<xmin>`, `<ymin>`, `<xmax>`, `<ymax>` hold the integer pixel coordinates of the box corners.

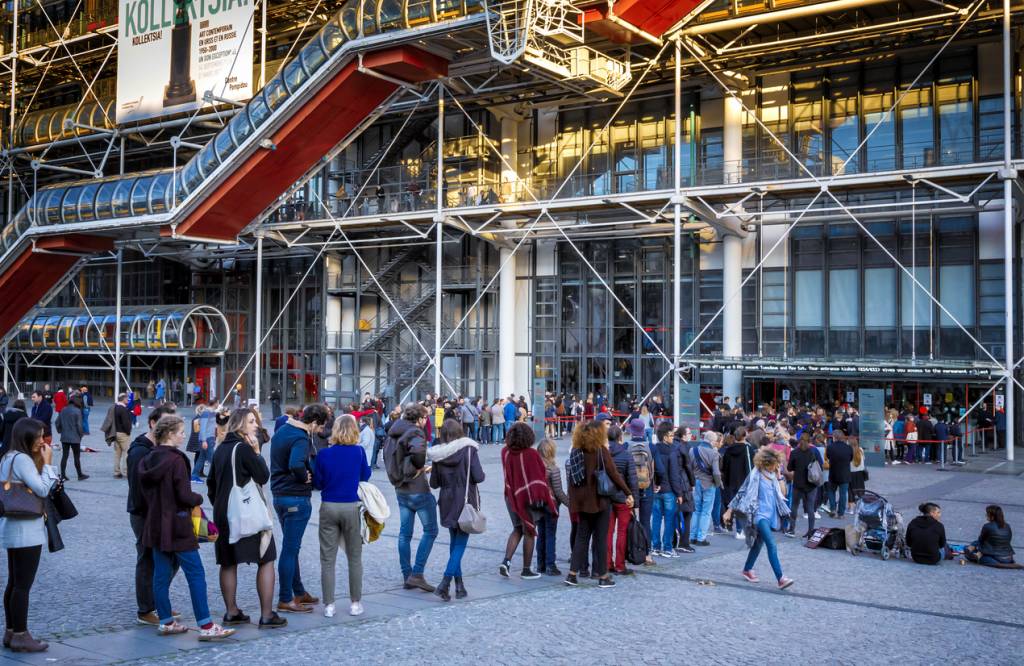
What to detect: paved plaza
<box><xmin>4</xmin><ymin>406</ymin><xmax>1023</xmax><ymax>665</ymax></box>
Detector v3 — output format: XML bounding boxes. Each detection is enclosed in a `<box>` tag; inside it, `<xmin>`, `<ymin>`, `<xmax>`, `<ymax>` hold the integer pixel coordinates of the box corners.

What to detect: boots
<box><xmin>9</xmin><ymin>631</ymin><xmax>48</xmax><ymax>653</ymax></box>
<box><xmin>3</xmin><ymin>629</ymin><xmax>11</xmax><ymax>648</ymax></box>
<box><xmin>454</xmin><ymin>577</ymin><xmax>467</xmax><ymax>599</ymax></box>
<box><xmin>434</xmin><ymin>575</ymin><xmax>452</xmax><ymax>602</ymax></box>
<box><xmin>404</xmin><ymin>574</ymin><xmax>435</xmax><ymax>593</ymax></box>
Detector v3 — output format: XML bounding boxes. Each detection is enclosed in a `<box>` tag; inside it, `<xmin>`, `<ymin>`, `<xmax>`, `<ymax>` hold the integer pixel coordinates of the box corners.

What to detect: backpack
<box><xmin>807</xmin><ymin>456</ymin><xmax>824</xmax><ymax>486</ymax></box>
<box><xmin>625</xmin><ymin>512</ymin><xmax>650</xmax><ymax>565</ymax></box>
<box><xmin>630</xmin><ymin>444</ymin><xmax>652</xmax><ymax>490</ymax></box>
<box><xmin>384</xmin><ymin>433</ymin><xmax>410</xmax><ymax>486</ymax></box>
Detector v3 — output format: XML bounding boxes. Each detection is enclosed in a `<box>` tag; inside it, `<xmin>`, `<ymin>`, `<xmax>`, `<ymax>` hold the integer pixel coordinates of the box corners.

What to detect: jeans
<box><xmin>788</xmin><ymin>486</ymin><xmax>816</xmax><ymax>536</ymax></box>
<box><xmin>130</xmin><ymin>513</ymin><xmax>177</xmax><ymax>615</ymax></box>
<box><xmin>711</xmin><ymin>486</ymin><xmax>723</xmax><ymax>529</ymax></box>
<box><xmin>536</xmin><ymin>509</ymin><xmax>558</xmax><ymax>571</ymax></box>
<box><xmin>492</xmin><ymin>422</ymin><xmax>505</xmax><ymax>444</ymax></box>
<box><xmin>952</xmin><ymin>437</ymin><xmax>964</xmax><ymax>463</ymax></box>
<box><xmin>644</xmin><ymin>427</ymin><xmax>653</xmax><ymax>446</ymax></box>
<box><xmin>650</xmin><ymin>492</ymin><xmax>676</xmax><ymax>551</ymax></box>
<box><xmin>371</xmin><ymin>436</ymin><xmax>383</xmax><ymax>467</ymax></box>
<box><xmin>192</xmin><ymin>439</ymin><xmax>214</xmax><ymax>479</ymax></box>
<box><xmin>480</xmin><ymin>425</ymin><xmax>491</xmax><ymax>444</ymax></box>
<box><xmin>690</xmin><ymin>480</ymin><xmax>716</xmax><ymax>542</ymax></box>
<box><xmin>445</xmin><ymin>528</ymin><xmax>470</xmax><ymax>577</ymax></box>
<box><xmin>743</xmin><ymin>518</ymin><xmax>784</xmax><ymax>581</ymax></box>
<box><xmin>81</xmin><ymin>407</ymin><xmax>90</xmax><ymax>435</ymax></box>
<box><xmin>273</xmin><ymin>495</ymin><xmax>312</xmax><ymax>603</ymax></box>
<box><xmin>153</xmin><ymin>548</ymin><xmax>210</xmax><ymax>626</ymax></box>
<box><xmin>396</xmin><ymin>492</ymin><xmax>438</xmax><ymax>578</ymax></box>
<box><xmin>637</xmin><ymin>486</ymin><xmax>653</xmax><ymax>554</ymax></box>
<box><xmin>829</xmin><ymin>482</ymin><xmax>849</xmax><ymax>517</ymax></box>
<box><xmin>606</xmin><ymin>502</ymin><xmax>631</xmax><ymax>571</ymax></box>
<box><xmin>466</xmin><ymin>422</ymin><xmax>478</xmax><ymax>441</ymax></box>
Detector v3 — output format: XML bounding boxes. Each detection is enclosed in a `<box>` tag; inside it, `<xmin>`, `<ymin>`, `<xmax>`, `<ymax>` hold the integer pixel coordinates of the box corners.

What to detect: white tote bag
<box><xmin>226</xmin><ymin>443</ymin><xmax>273</xmax><ymax>544</ymax></box>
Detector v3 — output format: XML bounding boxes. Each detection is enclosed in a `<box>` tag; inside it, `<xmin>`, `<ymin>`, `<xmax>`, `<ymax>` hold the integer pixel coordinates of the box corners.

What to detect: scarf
<box><xmin>502</xmin><ymin>447</ymin><xmax>556</xmax><ymax>536</ymax></box>
<box><xmin>427</xmin><ymin>437</ymin><xmax>478</xmax><ymax>463</ymax></box>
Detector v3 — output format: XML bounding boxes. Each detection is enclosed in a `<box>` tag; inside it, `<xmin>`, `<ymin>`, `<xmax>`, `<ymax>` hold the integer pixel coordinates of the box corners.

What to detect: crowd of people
<box><xmin>0</xmin><ymin>386</ymin><xmax>1015</xmax><ymax>654</ymax></box>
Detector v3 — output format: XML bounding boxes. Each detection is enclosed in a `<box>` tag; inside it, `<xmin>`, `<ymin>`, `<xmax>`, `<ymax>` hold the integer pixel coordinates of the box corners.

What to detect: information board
<box><xmin>858</xmin><ymin>388</ymin><xmax>886</xmax><ymax>468</ymax></box>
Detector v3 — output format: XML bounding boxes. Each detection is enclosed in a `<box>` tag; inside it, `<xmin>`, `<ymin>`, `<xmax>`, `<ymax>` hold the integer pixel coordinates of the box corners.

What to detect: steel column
<box><xmin>6</xmin><ymin>0</ymin><xmax>17</xmax><ymax>226</ymax></box>
<box><xmin>254</xmin><ymin>232</ymin><xmax>263</xmax><ymax>405</ymax></box>
<box><xmin>114</xmin><ymin>248</ymin><xmax>123</xmax><ymax>399</ymax></box>
<box><xmin>1002</xmin><ymin>0</ymin><xmax>1014</xmax><ymax>461</ymax></box>
<box><xmin>672</xmin><ymin>37</ymin><xmax>682</xmax><ymax>424</ymax></box>
<box><xmin>434</xmin><ymin>86</ymin><xmax>444</xmax><ymax>396</ymax></box>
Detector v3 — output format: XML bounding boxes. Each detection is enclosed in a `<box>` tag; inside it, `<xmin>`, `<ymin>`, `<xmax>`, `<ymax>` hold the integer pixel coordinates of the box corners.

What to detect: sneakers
<box><xmin>675</xmin><ymin>546</ymin><xmax>695</xmax><ymax>554</ymax></box>
<box><xmin>545</xmin><ymin>566</ymin><xmax>563</xmax><ymax>576</ymax></box>
<box><xmin>198</xmin><ymin>624</ymin><xmax>235</xmax><ymax>641</ymax></box>
<box><xmin>78</xmin><ymin>474</ymin><xmax>89</xmax><ymax>481</ymax></box>
<box><xmin>157</xmin><ymin>621</ymin><xmax>189</xmax><ymax>636</ymax></box>
<box><xmin>741</xmin><ymin>570</ymin><xmax>760</xmax><ymax>583</ymax></box>
<box><xmin>324</xmin><ymin>603</ymin><xmax>336</xmax><ymax>618</ymax></box>
<box><xmin>784</xmin><ymin>531</ymin><xmax>797</xmax><ymax>538</ymax></box>
<box><xmin>564</xmin><ymin>573</ymin><xmax>579</xmax><ymax>586</ymax></box>
<box><xmin>778</xmin><ymin>576</ymin><xmax>795</xmax><ymax>590</ymax></box>
<box><xmin>521</xmin><ymin>568</ymin><xmax>541</xmax><ymax>580</ymax></box>
<box><xmin>614</xmin><ymin>567</ymin><xmax>635</xmax><ymax>576</ymax></box>
<box><xmin>694</xmin><ymin>540</ymin><xmax>711</xmax><ymax>547</ymax></box>
<box><xmin>498</xmin><ymin>560</ymin><xmax>511</xmax><ymax>578</ymax></box>
<box><xmin>349</xmin><ymin>602</ymin><xmax>364</xmax><ymax>616</ymax></box>
<box><xmin>735</xmin><ymin>532</ymin><xmax>746</xmax><ymax>540</ymax></box>
<box><xmin>258</xmin><ymin>613</ymin><xmax>287</xmax><ymax>629</ymax></box>
<box><xmin>597</xmin><ymin>577</ymin><xmax>616</xmax><ymax>589</ymax></box>
<box><xmin>813</xmin><ymin>511</ymin><xmax>821</xmax><ymax>519</ymax></box>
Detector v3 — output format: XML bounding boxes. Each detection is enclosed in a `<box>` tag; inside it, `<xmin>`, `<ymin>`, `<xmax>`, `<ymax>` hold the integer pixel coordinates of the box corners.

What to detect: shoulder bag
<box><xmin>457</xmin><ymin>452</ymin><xmax>487</xmax><ymax>534</ymax></box>
<box><xmin>595</xmin><ymin>450</ymin><xmax>616</xmax><ymax>498</ymax></box>
<box><xmin>226</xmin><ymin>443</ymin><xmax>273</xmax><ymax>543</ymax></box>
<box><xmin>0</xmin><ymin>453</ymin><xmax>44</xmax><ymax>519</ymax></box>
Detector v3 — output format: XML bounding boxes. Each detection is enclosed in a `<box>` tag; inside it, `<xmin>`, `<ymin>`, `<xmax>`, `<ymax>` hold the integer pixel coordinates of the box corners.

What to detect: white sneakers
<box><xmin>197</xmin><ymin>624</ymin><xmax>235</xmax><ymax>641</ymax></box>
<box><xmin>324</xmin><ymin>603</ymin><xmax>336</xmax><ymax>618</ymax></box>
<box><xmin>349</xmin><ymin>602</ymin><xmax>364</xmax><ymax>616</ymax></box>
<box><xmin>734</xmin><ymin>532</ymin><xmax>745</xmax><ymax>540</ymax></box>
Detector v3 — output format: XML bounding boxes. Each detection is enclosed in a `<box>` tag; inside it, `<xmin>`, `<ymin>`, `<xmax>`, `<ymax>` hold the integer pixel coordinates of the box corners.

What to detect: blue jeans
<box><xmin>466</xmin><ymin>422</ymin><xmax>478</xmax><ymax>441</ymax></box>
<box><xmin>445</xmin><ymin>528</ymin><xmax>470</xmax><ymax>577</ymax></box>
<box><xmin>644</xmin><ymin>427</ymin><xmax>653</xmax><ymax>446</ymax></box>
<box><xmin>651</xmin><ymin>492</ymin><xmax>676</xmax><ymax>551</ymax></box>
<box><xmin>492</xmin><ymin>422</ymin><xmax>505</xmax><ymax>444</ymax></box>
<box><xmin>82</xmin><ymin>407</ymin><xmax>90</xmax><ymax>435</ymax></box>
<box><xmin>273</xmin><ymin>495</ymin><xmax>311</xmax><ymax>603</ymax></box>
<box><xmin>192</xmin><ymin>438</ymin><xmax>214</xmax><ymax>479</ymax></box>
<box><xmin>712</xmin><ymin>486</ymin><xmax>723</xmax><ymax>529</ymax></box>
<box><xmin>690</xmin><ymin>480</ymin><xmax>716</xmax><ymax>542</ymax></box>
<box><xmin>153</xmin><ymin>547</ymin><xmax>210</xmax><ymax>626</ymax></box>
<box><xmin>480</xmin><ymin>425</ymin><xmax>491</xmax><ymax>444</ymax></box>
<box><xmin>743</xmin><ymin>518</ymin><xmax>784</xmax><ymax>581</ymax></box>
<box><xmin>536</xmin><ymin>509</ymin><xmax>558</xmax><ymax>571</ymax></box>
<box><xmin>829</xmin><ymin>483</ymin><xmax>849</xmax><ymax>517</ymax></box>
<box><xmin>397</xmin><ymin>492</ymin><xmax>438</xmax><ymax>578</ymax></box>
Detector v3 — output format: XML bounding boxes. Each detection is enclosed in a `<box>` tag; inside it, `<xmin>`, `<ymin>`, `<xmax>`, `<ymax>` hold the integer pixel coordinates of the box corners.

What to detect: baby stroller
<box><xmin>850</xmin><ymin>491</ymin><xmax>905</xmax><ymax>560</ymax></box>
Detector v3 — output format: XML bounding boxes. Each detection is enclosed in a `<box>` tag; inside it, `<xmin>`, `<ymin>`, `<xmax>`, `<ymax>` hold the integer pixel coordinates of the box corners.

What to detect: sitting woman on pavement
<box><xmin>964</xmin><ymin>505</ymin><xmax>1015</xmax><ymax>567</ymax></box>
<box><xmin>905</xmin><ymin>502</ymin><xmax>951</xmax><ymax>565</ymax></box>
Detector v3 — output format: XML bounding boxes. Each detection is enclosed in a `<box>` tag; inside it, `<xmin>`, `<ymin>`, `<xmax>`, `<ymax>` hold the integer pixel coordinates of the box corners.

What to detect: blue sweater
<box><xmin>313</xmin><ymin>445</ymin><xmax>371</xmax><ymax>503</ymax></box>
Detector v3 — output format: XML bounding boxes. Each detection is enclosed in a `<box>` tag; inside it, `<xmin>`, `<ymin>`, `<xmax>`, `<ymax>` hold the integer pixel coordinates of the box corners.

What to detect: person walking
<box><xmin>186</xmin><ymin>406</ymin><xmax>205</xmax><ymax>483</ymax></box>
<box><xmin>80</xmin><ymin>386</ymin><xmax>93</xmax><ymax>435</ymax></box>
<box><xmin>313</xmin><ymin>414</ymin><xmax>370</xmax><ymax>618</ymax></box>
<box><xmin>208</xmin><ymin>409</ymin><xmax>285</xmax><ymax>629</ymax></box>
<box><xmin>270</xmin><ymin>404</ymin><xmax>327</xmax><ymax>612</ymax></box>
<box><xmin>536</xmin><ymin>437</ymin><xmax>568</xmax><ymax>575</ymax></box>
<box><xmin>56</xmin><ymin>392</ymin><xmax>87</xmax><ymax>481</ymax></box>
<box><xmin>139</xmin><ymin>415</ymin><xmax>235</xmax><ymax>640</ymax></box>
<box><xmin>1</xmin><ymin>418</ymin><xmax>59</xmax><ymax>652</ymax></box>
<box><xmin>723</xmin><ymin>448</ymin><xmax>794</xmax><ymax>589</ymax></box>
<box><xmin>499</xmin><ymin>422</ymin><xmax>555</xmax><ymax>580</ymax></box>
<box><xmin>427</xmin><ymin>419</ymin><xmax>484</xmax><ymax>601</ymax></box>
<box><xmin>270</xmin><ymin>387</ymin><xmax>282</xmax><ymax>421</ymax></box>
<box><xmin>607</xmin><ymin>425</ymin><xmax>638</xmax><ymax>575</ymax></box>
<box><xmin>785</xmin><ymin>433</ymin><xmax>819</xmax><ymax>539</ymax></box>
<box><xmin>126</xmin><ymin>405</ymin><xmax>178</xmax><ymax>625</ymax></box>
<box><xmin>564</xmin><ymin>420</ymin><xmax>632</xmax><ymax>588</ymax></box>
<box><xmin>383</xmin><ymin>404</ymin><xmax>438</xmax><ymax>592</ymax></box>
<box><xmin>111</xmin><ymin>393</ymin><xmax>133</xmax><ymax>478</ymax></box>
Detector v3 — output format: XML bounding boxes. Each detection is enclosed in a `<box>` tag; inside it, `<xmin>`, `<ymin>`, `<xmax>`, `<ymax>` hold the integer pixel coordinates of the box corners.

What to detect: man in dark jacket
<box><xmin>607</xmin><ymin>426</ymin><xmax>639</xmax><ymax>574</ymax></box>
<box><xmin>270</xmin><ymin>403</ymin><xmax>329</xmax><ymax>612</ymax></box>
<box><xmin>671</xmin><ymin>433</ymin><xmax>696</xmax><ymax>554</ymax></box>
<box><xmin>126</xmin><ymin>404</ymin><xmax>178</xmax><ymax>625</ymax></box>
<box><xmin>651</xmin><ymin>422</ymin><xmax>686</xmax><ymax>556</ymax></box>
<box><xmin>916</xmin><ymin>411</ymin><xmax>936</xmax><ymax>464</ymax></box>
<box><xmin>0</xmin><ymin>399</ymin><xmax>27</xmax><ymax>456</ymax></box>
<box><xmin>111</xmin><ymin>393</ymin><xmax>134</xmax><ymax>478</ymax></box>
<box><xmin>29</xmin><ymin>391</ymin><xmax>53</xmax><ymax>444</ymax></box>
<box><xmin>383</xmin><ymin>404</ymin><xmax>437</xmax><ymax>592</ymax></box>
<box><xmin>786</xmin><ymin>434</ymin><xmax>819</xmax><ymax>538</ymax></box>
<box><xmin>719</xmin><ymin>427</ymin><xmax>755</xmax><ymax>539</ymax></box>
<box><xmin>825</xmin><ymin>433</ymin><xmax>854</xmax><ymax>517</ymax></box>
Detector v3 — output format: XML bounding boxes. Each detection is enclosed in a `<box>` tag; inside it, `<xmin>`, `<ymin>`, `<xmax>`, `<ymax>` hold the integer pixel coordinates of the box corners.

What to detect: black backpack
<box><xmin>383</xmin><ymin>433</ymin><xmax>408</xmax><ymax>486</ymax></box>
<box><xmin>626</xmin><ymin>512</ymin><xmax>650</xmax><ymax>565</ymax></box>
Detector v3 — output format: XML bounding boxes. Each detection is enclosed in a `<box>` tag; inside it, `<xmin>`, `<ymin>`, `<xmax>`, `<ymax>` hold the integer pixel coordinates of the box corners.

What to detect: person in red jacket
<box><xmin>139</xmin><ymin>414</ymin><xmax>234</xmax><ymax>641</ymax></box>
<box><xmin>53</xmin><ymin>389</ymin><xmax>67</xmax><ymax>414</ymax></box>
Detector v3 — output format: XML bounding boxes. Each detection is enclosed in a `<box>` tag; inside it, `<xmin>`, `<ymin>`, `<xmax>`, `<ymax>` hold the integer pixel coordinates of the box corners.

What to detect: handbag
<box><xmin>457</xmin><ymin>453</ymin><xmax>487</xmax><ymax>534</ymax></box>
<box><xmin>49</xmin><ymin>480</ymin><xmax>78</xmax><ymax>521</ymax></box>
<box><xmin>807</xmin><ymin>458</ymin><xmax>825</xmax><ymax>487</ymax></box>
<box><xmin>595</xmin><ymin>451</ymin><xmax>615</xmax><ymax>498</ymax></box>
<box><xmin>192</xmin><ymin>507</ymin><xmax>219</xmax><ymax>543</ymax></box>
<box><xmin>0</xmin><ymin>453</ymin><xmax>44</xmax><ymax>519</ymax></box>
<box><xmin>226</xmin><ymin>443</ymin><xmax>273</xmax><ymax>543</ymax></box>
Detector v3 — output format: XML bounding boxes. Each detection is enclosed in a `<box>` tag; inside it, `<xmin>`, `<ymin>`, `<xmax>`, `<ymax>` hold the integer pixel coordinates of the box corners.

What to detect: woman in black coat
<box><xmin>0</xmin><ymin>399</ymin><xmax>28</xmax><ymax>456</ymax></box>
<box><xmin>207</xmin><ymin>408</ymin><xmax>283</xmax><ymax>628</ymax></box>
<box><xmin>427</xmin><ymin>420</ymin><xmax>484</xmax><ymax>601</ymax></box>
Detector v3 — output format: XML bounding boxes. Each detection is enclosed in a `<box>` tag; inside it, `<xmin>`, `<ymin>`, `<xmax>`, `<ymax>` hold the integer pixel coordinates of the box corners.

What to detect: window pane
<box><xmin>829</xmin><ymin>269</ymin><xmax>859</xmax><ymax>327</ymax></box>
<box><xmin>864</xmin><ymin>268</ymin><xmax>896</xmax><ymax>327</ymax></box>
<box><xmin>939</xmin><ymin>264</ymin><xmax>974</xmax><ymax>326</ymax></box>
<box><xmin>900</xmin><ymin>267</ymin><xmax>931</xmax><ymax>328</ymax></box>
<box><xmin>795</xmin><ymin>270</ymin><xmax>823</xmax><ymax>327</ymax></box>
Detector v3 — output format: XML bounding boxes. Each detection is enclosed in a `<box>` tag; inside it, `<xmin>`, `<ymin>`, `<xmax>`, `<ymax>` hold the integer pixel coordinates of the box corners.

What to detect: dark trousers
<box><xmin>371</xmin><ymin>437</ymin><xmax>383</xmax><ymax>467</ymax></box>
<box><xmin>60</xmin><ymin>441</ymin><xmax>83</xmax><ymax>478</ymax></box>
<box><xmin>536</xmin><ymin>509</ymin><xmax>558</xmax><ymax>571</ymax></box>
<box><xmin>130</xmin><ymin>513</ymin><xmax>177</xmax><ymax>615</ymax></box>
<box><xmin>570</xmin><ymin>506</ymin><xmax>611</xmax><ymax>576</ymax></box>
<box><xmin>637</xmin><ymin>486</ymin><xmax>653</xmax><ymax>553</ymax></box>
<box><xmin>788</xmin><ymin>486</ymin><xmax>817</xmax><ymax>536</ymax></box>
<box><xmin>4</xmin><ymin>545</ymin><xmax>41</xmax><ymax>632</ymax></box>
<box><xmin>674</xmin><ymin>510</ymin><xmax>693</xmax><ymax>548</ymax></box>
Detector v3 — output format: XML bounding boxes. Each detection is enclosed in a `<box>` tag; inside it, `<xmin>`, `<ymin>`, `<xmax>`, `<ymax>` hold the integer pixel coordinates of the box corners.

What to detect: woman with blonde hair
<box><xmin>535</xmin><ymin>437</ymin><xmax>569</xmax><ymax>575</ymax></box>
<box><xmin>313</xmin><ymin>413</ymin><xmax>370</xmax><ymax>618</ymax></box>
<box><xmin>723</xmin><ymin>447</ymin><xmax>793</xmax><ymax>589</ymax></box>
<box><xmin>207</xmin><ymin>409</ymin><xmax>283</xmax><ymax>628</ymax></box>
<box><xmin>849</xmin><ymin>438</ymin><xmax>867</xmax><ymax>504</ymax></box>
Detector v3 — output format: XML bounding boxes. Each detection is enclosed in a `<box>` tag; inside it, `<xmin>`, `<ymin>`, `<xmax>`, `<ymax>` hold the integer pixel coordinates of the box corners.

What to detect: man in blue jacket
<box><xmin>503</xmin><ymin>395</ymin><xmax>518</xmax><ymax>425</ymax></box>
<box><xmin>271</xmin><ymin>403</ymin><xmax>329</xmax><ymax>613</ymax></box>
<box><xmin>30</xmin><ymin>390</ymin><xmax>53</xmax><ymax>445</ymax></box>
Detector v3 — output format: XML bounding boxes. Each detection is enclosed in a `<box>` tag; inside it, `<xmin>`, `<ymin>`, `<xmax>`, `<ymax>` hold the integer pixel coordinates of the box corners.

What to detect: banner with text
<box><xmin>117</xmin><ymin>0</ymin><xmax>254</xmax><ymax>123</ymax></box>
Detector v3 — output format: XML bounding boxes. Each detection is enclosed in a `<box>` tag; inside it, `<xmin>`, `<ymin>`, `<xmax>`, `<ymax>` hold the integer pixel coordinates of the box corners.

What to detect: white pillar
<box><xmin>499</xmin><ymin>116</ymin><xmax>518</xmax><ymax>202</ymax></box>
<box><xmin>254</xmin><ymin>233</ymin><xmax>263</xmax><ymax>405</ymax></box>
<box><xmin>114</xmin><ymin>248</ymin><xmax>123</xmax><ymax>399</ymax></box>
<box><xmin>721</xmin><ymin>94</ymin><xmax>744</xmax><ymax>401</ymax></box>
<box><xmin>434</xmin><ymin>87</ymin><xmax>444</xmax><ymax>396</ymax></box>
<box><xmin>1002</xmin><ymin>0</ymin><xmax>1014</xmax><ymax>461</ymax></box>
<box><xmin>672</xmin><ymin>37</ymin><xmax>683</xmax><ymax>424</ymax></box>
<box><xmin>498</xmin><ymin>247</ymin><xmax>516</xmax><ymax>398</ymax></box>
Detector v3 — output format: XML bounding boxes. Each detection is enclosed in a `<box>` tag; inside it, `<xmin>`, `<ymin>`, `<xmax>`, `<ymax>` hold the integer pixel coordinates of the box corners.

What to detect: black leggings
<box><xmin>60</xmin><ymin>441</ymin><xmax>83</xmax><ymax>478</ymax></box>
<box><xmin>571</xmin><ymin>506</ymin><xmax>611</xmax><ymax>577</ymax></box>
<box><xmin>789</xmin><ymin>487</ymin><xmax>817</xmax><ymax>536</ymax></box>
<box><xmin>4</xmin><ymin>545</ymin><xmax>42</xmax><ymax>632</ymax></box>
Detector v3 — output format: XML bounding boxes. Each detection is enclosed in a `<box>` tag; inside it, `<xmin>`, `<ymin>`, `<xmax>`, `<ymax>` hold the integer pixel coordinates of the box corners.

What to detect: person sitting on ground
<box><xmin>964</xmin><ymin>505</ymin><xmax>1015</xmax><ymax>566</ymax></box>
<box><xmin>905</xmin><ymin>502</ymin><xmax>950</xmax><ymax>565</ymax></box>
